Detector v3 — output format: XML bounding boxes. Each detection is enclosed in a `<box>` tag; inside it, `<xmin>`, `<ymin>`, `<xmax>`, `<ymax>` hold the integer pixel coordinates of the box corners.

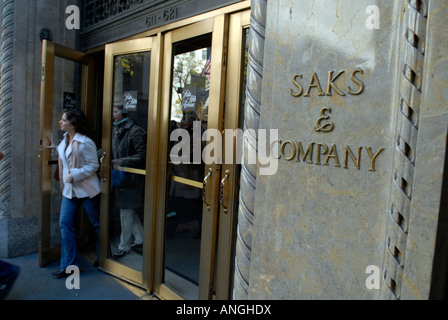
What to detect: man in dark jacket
<box><xmin>111</xmin><ymin>106</ymin><xmax>147</xmax><ymax>258</ymax></box>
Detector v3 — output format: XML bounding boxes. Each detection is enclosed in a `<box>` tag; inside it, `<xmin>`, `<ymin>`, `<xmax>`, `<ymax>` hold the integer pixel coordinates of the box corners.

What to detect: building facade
<box><xmin>0</xmin><ymin>0</ymin><xmax>447</xmax><ymax>300</ymax></box>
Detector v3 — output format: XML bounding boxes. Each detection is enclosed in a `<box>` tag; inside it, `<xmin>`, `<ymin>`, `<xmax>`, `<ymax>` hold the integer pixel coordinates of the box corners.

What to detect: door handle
<box><xmin>220</xmin><ymin>170</ymin><xmax>230</xmax><ymax>214</ymax></box>
<box><xmin>100</xmin><ymin>152</ymin><xmax>107</xmax><ymax>182</ymax></box>
<box><xmin>202</xmin><ymin>168</ymin><xmax>213</xmax><ymax>211</ymax></box>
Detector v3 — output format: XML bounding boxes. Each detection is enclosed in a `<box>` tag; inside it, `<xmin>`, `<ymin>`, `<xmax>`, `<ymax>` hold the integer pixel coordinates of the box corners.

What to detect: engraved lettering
<box><xmin>323</xmin><ymin>144</ymin><xmax>341</xmax><ymax>167</ymax></box>
<box><xmin>326</xmin><ymin>71</ymin><xmax>346</xmax><ymax>96</ymax></box>
<box><xmin>163</xmin><ymin>7</ymin><xmax>178</xmax><ymax>21</ymax></box>
<box><xmin>316</xmin><ymin>143</ymin><xmax>329</xmax><ymax>165</ymax></box>
<box><xmin>145</xmin><ymin>7</ymin><xmax>179</xmax><ymax>28</ymax></box>
<box><xmin>270</xmin><ymin>140</ymin><xmax>282</xmax><ymax>160</ymax></box>
<box><xmin>285</xmin><ymin>66</ymin><xmax>381</xmax><ymax>172</ymax></box>
<box><xmin>315</xmin><ymin>107</ymin><xmax>335</xmax><ymax>133</ymax></box>
<box><xmin>281</xmin><ymin>140</ymin><xmax>296</xmax><ymax>161</ymax></box>
<box><xmin>290</xmin><ymin>74</ymin><xmax>303</xmax><ymax>97</ymax></box>
<box><xmin>304</xmin><ymin>73</ymin><xmax>325</xmax><ymax>97</ymax></box>
<box><xmin>291</xmin><ymin>69</ymin><xmax>365</xmax><ymax>97</ymax></box>
<box><xmin>343</xmin><ymin>146</ymin><xmax>362</xmax><ymax>170</ymax></box>
<box><xmin>146</xmin><ymin>15</ymin><xmax>157</xmax><ymax>27</ymax></box>
<box><xmin>365</xmin><ymin>147</ymin><xmax>385</xmax><ymax>171</ymax></box>
<box><xmin>277</xmin><ymin>141</ymin><xmax>384</xmax><ymax>171</ymax></box>
<box><xmin>296</xmin><ymin>142</ymin><xmax>314</xmax><ymax>164</ymax></box>
<box><xmin>348</xmin><ymin>69</ymin><xmax>365</xmax><ymax>95</ymax></box>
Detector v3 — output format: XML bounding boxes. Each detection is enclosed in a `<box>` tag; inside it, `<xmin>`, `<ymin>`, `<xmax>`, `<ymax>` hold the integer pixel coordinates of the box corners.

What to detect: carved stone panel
<box><xmin>246</xmin><ymin>0</ymin><xmax>448</xmax><ymax>299</ymax></box>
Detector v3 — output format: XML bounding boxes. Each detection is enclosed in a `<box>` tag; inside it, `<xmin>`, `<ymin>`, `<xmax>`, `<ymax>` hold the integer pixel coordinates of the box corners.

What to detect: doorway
<box><xmin>153</xmin><ymin>11</ymin><xmax>250</xmax><ymax>300</ymax></box>
<box><xmin>39</xmin><ymin>5</ymin><xmax>250</xmax><ymax>300</ymax></box>
<box><xmin>38</xmin><ymin>40</ymin><xmax>95</xmax><ymax>268</ymax></box>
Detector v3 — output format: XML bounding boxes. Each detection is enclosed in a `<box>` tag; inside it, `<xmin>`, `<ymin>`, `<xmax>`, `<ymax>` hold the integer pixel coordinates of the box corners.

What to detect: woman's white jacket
<box><xmin>57</xmin><ymin>132</ymin><xmax>101</xmax><ymax>199</ymax></box>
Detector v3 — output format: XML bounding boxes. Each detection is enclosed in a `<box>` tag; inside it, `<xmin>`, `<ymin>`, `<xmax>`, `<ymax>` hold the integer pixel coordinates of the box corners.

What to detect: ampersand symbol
<box><xmin>315</xmin><ymin>107</ymin><xmax>335</xmax><ymax>133</ymax></box>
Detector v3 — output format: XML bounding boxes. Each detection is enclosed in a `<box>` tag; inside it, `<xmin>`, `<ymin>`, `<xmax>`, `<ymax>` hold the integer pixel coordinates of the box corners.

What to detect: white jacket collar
<box><xmin>63</xmin><ymin>132</ymin><xmax>87</xmax><ymax>143</ymax></box>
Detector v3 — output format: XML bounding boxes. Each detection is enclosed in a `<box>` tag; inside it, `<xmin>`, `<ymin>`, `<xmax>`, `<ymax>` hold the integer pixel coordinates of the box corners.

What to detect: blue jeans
<box><xmin>60</xmin><ymin>195</ymin><xmax>100</xmax><ymax>270</ymax></box>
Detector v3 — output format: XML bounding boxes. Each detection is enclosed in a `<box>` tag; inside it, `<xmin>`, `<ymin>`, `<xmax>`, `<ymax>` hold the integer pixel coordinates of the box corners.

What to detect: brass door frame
<box><xmin>215</xmin><ymin>9</ymin><xmax>251</xmax><ymax>300</ymax></box>
<box><xmin>153</xmin><ymin>15</ymin><xmax>228</xmax><ymax>300</ymax></box>
<box><xmin>153</xmin><ymin>9</ymin><xmax>250</xmax><ymax>300</ymax></box>
<box><xmin>38</xmin><ymin>40</ymin><xmax>95</xmax><ymax>267</ymax></box>
<box><xmin>100</xmin><ymin>37</ymin><xmax>159</xmax><ymax>289</ymax></box>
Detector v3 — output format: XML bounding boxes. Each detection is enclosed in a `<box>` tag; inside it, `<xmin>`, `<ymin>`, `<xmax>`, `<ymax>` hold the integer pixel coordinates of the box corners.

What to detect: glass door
<box><xmin>153</xmin><ymin>10</ymin><xmax>249</xmax><ymax>300</ymax></box>
<box><xmin>154</xmin><ymin>17</ymin><xmax>227</xmax><ymax>300</ymax></box>
<box><xmin>38</xmin><ymin>40</ymin><xmax>95</xmax><ymax>267</ymax></box>
<box><xmin>99</xmin><ymin>37</ymin><xmax>160</xmax><ymax>289</ymax></box>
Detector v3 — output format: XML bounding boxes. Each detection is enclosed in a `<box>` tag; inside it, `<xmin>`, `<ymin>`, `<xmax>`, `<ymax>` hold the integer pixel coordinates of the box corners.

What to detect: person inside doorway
<box><xmin>111</xmin><ymin>105</ymin><xmax>146</xmax><ymax>258</ymax></box>
<box><xmin>47</xmin><ymin>108</ymin><xmax>101</xmax><ymax>277</ymax></box>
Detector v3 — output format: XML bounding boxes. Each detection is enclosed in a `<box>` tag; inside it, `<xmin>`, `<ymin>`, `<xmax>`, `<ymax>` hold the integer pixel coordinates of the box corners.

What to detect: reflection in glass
<box><xmin>164</xmin><ymin>35</ymin><xmax>212</xmax><ymax>299</ymax></box>
<box><xmin>109</xmin><ymin>52</ymin><xmax>150</xmax><ymax>272</ymax></box>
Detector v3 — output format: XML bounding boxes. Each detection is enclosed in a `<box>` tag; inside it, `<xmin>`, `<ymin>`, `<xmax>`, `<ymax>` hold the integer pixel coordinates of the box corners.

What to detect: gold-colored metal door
<box><xmin>153</xmin><ymin>16</ymin><xmax>226</xmax><ymax>300</ymax></box>
<box><xmin>38</xmin><ymin>40</ymin><xmax>95</xmax><ymax>267</ymax></box>
<box><xmin>215</xmin><ymin>9</ymin><xmax>250</xmax><ymax>300</ymax></box>
<box><xmin>153</xmin><ymin>10</ymin><xmax>250</xmax><ymax>300</ymax></box>
<box><xmin>99</xmin><ymin>37</ymin><xmax>161</xmax><ymax>290</ymax></box>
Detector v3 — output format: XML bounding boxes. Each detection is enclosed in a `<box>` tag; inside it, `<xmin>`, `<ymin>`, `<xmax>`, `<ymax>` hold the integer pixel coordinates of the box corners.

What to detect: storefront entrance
<box><xmin>39</xmin><ymin>3</ymin><xmax>250</xmax><ymax>300</ymax></box>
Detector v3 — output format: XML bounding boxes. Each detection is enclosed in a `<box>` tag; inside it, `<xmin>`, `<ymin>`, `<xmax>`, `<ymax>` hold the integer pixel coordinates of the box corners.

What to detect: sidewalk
<box><xmin>2</xmin><ymin>253</ymin><xmax>157</xmax><ymax>300</ymax></box>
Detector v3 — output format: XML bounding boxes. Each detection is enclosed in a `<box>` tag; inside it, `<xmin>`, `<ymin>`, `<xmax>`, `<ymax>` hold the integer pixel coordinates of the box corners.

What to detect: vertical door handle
<box><xmin>220</xmin><ymin>170</ymin><xmax>230</xmax><ymax>214</ymax></box>
<box><xmin>202</xmin><ymin>168</ymin><xmax>213</xmax><ymax>211</ymax></box>
<box><xmin>100</xmin><ymin>152</ymin><xmax>107</xmax><ymax>182</ymax></box>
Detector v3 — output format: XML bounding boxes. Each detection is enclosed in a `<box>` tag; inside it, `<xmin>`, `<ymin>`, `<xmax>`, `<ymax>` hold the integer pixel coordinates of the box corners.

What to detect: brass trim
<box><xmin>215</xmin><ymin>10</ymin><xmax>251</xmax><ymax>300</ymax></box>
<box><xmin>202</xmin><ymin>168</ymin><xmax>213</xmax><ymax>211</ymax></box>
<box><xmin>114</xmin><ymin>166</ymin><xmax>146</xmax><ymax>176</ymax></box>
<box><xmin>100</xmin><ymin>259</ymin><xmax>144</xmax><ymax>288</ymax></box>
<box><xmin>157</xmin><ymin>284</ymin><xmax>184</xmax><ymax>300</ymax></box>
<box><xmin>38</xmin><ymin>40</ymin><xmax>55</xmax><ymax>267</ymax></box>
<box><xmin>53</xmin><ymin>43</ymin><xmax>90</xmax><ymax>64</ymax></box>
<box><xmin>196</xmin><ymin>13</ymin><xmax>229</xmax><ymax>301</ymax></box>
<box><xmin>170</xmin><ymin>175</ymin><xmax>203</xmax><ymax>189</ymax></box>
<box><xmin>152</xmin><ymin>7</ymin><xmax>249</xmax><ymax>302</ymax></box>
<box><xmin>153</xmin><ymin>15</ymin><xmax>226</xmax><ymax>301</ymax></box>
<box><xmin>144</xmin><ymin>32</ymin><xmax>164</xmax><ymax>292</ymax></box>
<box><xmin>38</xmin><ymin>40</ymin><xmax>95</xmax><ymax>268</ymax></box>
<box><xmin>152</xmin><ymin>29</ymin><xmax>173</xmax><ymax>298</ymax></box>
<box><xmin>220</xmin><ymin>170</ymin><xmax>231</xmax><ymax>214</ymax></box>
<box><xmin>100</xmin><ymin>37</ymin><xmax>154</xmax><ymax>290</ymax></box>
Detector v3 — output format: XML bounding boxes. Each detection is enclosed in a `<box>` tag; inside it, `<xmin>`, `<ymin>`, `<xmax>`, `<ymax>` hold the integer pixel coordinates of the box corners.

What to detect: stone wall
<box><xmin>235</xmin><ymin>0</ymin><xmax>448</xmax><ymax>299</ymax></box>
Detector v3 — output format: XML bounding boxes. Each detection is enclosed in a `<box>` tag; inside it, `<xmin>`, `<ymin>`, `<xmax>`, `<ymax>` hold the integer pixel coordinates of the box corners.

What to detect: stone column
<box><xmin>0</xmin><ymin>0</ymin><xmax>14</xmax><ymax>222</ymax></box>
<box><xmin>233</xmin><ymin>0</ymin><xmax>266</xmax><ymax>299</ymax></box>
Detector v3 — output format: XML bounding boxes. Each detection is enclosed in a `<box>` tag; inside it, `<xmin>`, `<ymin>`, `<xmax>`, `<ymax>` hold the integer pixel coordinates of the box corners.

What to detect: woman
<box><xmin>48</xmin><ymin>109</ymin><xmax>101</xmax><ymax>277</ymax></box>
